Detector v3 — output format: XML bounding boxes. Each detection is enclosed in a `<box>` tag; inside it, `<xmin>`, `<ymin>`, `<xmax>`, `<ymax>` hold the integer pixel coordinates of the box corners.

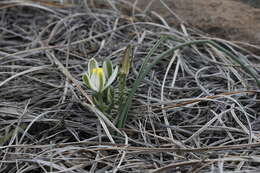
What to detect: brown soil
<box><xmin>26</xmin><ymin>0</ymin><xmax>260</xmax><ymax>45</ymax></box>
<box><xmin>129</xmin><ymin>0</ymin><xmax>260</xmax><ymax>45</ymax></box>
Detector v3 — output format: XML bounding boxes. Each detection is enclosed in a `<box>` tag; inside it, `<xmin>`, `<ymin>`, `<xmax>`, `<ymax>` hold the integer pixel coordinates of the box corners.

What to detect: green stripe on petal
<box><xmin>91</xmin><ymin>70</ymin><xmax>100</xmax><ymax>92</ymax></box>
<box><xmin>104</xmin><ymin>65</ymin><xmax>118</xmax><ymax>90</ymax></box>
<box><xmin>97</xmin><ymin>68</ymin><xmax>106</xmax><ymax>92</ymax></box>
<box><xmin>88</xmin><ymin>58</ymin><xmax>99</xmax><ymax>75</ymax></box>
<box><xmin>82</xmin><ymin>74</ymin><xmax>91</xmax><ymax>88</ymax></box>
<box><xmin>83</xmin><ymin>73</ymin><xmax>98</xmax><ymax>92</ymax></box>
<box><xmin>103</xmin><ymin>59</ymin><xmax>113</xmax><ymax>78</ymax></box>
<box><xmin>91</xmin><ymin>68</ymin><xmax>106</xmax><ymax>92</ymax></box>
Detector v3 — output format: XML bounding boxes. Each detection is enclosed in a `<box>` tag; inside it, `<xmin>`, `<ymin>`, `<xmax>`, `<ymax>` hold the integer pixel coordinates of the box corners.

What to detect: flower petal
<box><xmin>88</xmin><ymin>58</ymin><xmax>98</xmax><ymax>75</ymax></box>
<box><xmin>91</xmin><ymin>68</ymin><xmax>106</xmax><ymax>92</ymax></box>
<box><xmin>97</xmin><ymin>68</ymin><xmax>106</xmax><ymax>91</ymax></box>
<box><xmin>91</xmin><ymin>72</ymin><xmax>100</xmax><ymax>91</ymax></box>
<box><xmin>104</xmin><ymin>65</ymin><xmax>118</xmax><ymax>90</ymax></box>
<box><xmin>83</xmin><ymin>73</ymin><xmax>98</xmax><ymax>92</ymax></box>
<box><xmin>103</xmin><ymin>59</ymin><xmax>113</xmax><ymax>78</ymax></box>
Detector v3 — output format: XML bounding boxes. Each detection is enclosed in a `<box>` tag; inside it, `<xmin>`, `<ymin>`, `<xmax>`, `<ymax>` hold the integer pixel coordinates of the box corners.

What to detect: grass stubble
<box><xmin>0</xmin><ymin>0</ymin><xmax>260</xmax><ymax>172</ymax></box>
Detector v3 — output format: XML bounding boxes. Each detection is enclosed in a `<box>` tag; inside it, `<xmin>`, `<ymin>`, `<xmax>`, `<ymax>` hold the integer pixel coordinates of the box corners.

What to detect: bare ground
<box><xmin>129</xmin><ymin>0</ymin><xmax>260</xmax><ymax>45</ymax></box>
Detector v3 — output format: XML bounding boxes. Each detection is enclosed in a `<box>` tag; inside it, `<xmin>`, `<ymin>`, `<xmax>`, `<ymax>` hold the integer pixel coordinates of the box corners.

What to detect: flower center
<box><xmin>92</xmin><ymin>67</ymin><xmax>104</xmax><ymax>75</ymax></box>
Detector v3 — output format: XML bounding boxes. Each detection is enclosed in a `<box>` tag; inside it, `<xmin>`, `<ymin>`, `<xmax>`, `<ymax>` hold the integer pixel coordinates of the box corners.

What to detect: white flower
<box><xmin>83</xmin><ymin>58</ymin><xmax>118</xmax><ymax>93</ymax></box>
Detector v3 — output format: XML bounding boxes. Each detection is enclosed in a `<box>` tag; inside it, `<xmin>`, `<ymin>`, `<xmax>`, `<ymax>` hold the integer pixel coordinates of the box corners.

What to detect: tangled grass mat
<box><xmin>1</xmin><ymin>1</ymin><xmax>260</xmax><ymax>172</ymax></box>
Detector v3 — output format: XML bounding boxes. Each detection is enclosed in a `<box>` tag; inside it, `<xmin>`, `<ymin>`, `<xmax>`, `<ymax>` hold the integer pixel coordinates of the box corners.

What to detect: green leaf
<box><xmin>106</xmin><ymin>86</ymin><xmax>114</xmax><ymax>104</ymax></box>
<box><xmin>116</xmin><ymin>37</ymin><xmax>166</xmax><ymax>128</ymax></box>
<box><xmin>116</xmin><ymin>37</ymin><xmax>258</xmax><ymax>129</ymax></box>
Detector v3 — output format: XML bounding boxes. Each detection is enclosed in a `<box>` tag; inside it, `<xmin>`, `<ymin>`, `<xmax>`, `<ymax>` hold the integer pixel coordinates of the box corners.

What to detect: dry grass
<box><xmin>1</xmin><ymin>0</ymin><xmax>260</xmax><ymax>172</ymax></box>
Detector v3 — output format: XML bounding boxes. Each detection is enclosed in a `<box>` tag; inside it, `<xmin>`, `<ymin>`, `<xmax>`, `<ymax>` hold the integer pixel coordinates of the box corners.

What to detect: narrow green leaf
<box><xmin>106</xmin><ymin>86</ymin><xmax>114</xmax><ymax>104</ymax></box>
<box><xmin>116</xmin><ymin>37</ymin><xmax>166</xmax><ymax>128</ymax></box>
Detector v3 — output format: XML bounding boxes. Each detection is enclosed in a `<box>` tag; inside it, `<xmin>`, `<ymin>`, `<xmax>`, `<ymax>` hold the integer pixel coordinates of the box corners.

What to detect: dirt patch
<box><xmin>129</xmin><ymin>0</ymin><xmax>260</xmax><ymax>45</ymax></box>
<box><xmin>23</xmin><ymin>0</ymin><xmax>260</xmax><ymax>45</ymax></box>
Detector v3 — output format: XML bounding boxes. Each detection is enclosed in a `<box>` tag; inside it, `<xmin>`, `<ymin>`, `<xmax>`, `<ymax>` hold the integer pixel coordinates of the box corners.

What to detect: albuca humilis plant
<box><xmin>82</xmin><ymin>58</ymin><xmax>118</xmax><ymax>117</ymax></box>
<box><xmin>82</xmin><ymin>46</ymin><xmax>132</xmax><ymax>128</ymax></box>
